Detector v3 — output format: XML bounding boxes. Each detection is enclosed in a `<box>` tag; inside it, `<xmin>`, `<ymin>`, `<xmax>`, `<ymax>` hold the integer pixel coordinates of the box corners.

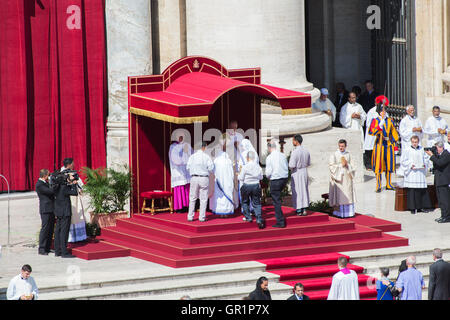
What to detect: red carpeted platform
<box><xmin>259</xmin><ymin>253</ymin><xmax>379</xmax><ymax>300</ymax></box>
<box><xmin>71</xmin><ymin>207</ymin><xmax>408</xmax><ymax>269</ymax></box>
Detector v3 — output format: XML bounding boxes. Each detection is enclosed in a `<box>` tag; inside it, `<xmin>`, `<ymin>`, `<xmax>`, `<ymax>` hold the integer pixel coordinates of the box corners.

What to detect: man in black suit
<box><xmin>287</xmin><ymin>283</ymin><xmax>310</xmax><ymax>301</ymax></box>
<box><xmin>358</xmin><ymin>80</ymin><xmax>379</xmax><ymax>114</ymax></box>
<box><xmin>426</xmin><ymin>142</ymin><xmax>450</xmax><ymax>223</ymax></box>
<box><xmin>334</xmin><ymin>82</ymin><xmax>349</xmax><ymax>128</ymax></box>
<box><xmin>35</xmin><ymin>169</ymin><xmax>55</xmax><ymax>256</ymax></box>
<box><xmin>53</xmin><ymin>171</ymin><xmax>79</xmax><ymax>258</ymax></box>
<box><xmin>428</xmin><ymin>248</ymin><xmax>450</xmax><ymax>300</ymax></box>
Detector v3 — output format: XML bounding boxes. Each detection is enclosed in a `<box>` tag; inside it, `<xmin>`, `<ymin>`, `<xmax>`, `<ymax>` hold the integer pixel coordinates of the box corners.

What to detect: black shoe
<box><xmin>438</xmin><ymin>218</ymin><xmax>450</xmax><ymax>224</ymax></box>
<box><xmin>257</xmin><ymin>221</ymin><xmax>266</xmax><ymax>230</ymax></box>
<box><xmin>272</xmin><ymin>223</ymin><xmax>286</xmax><ymax>228</ymax></box>
<box><xmin>61</xmin><ymin>254</ymin><xmax>76</xmax><ymax>258</ymax></box>
<box><xmin>376</xmin><ymin>189</ymin><xmax>382</xmax><ymax>193</ymax></box>
<box><xmin>386</xmin><ymin>187</ymin><xmax>395</xmax><ymax>191</ymax></box>
<box><xmin>38</xmin><ymin>252</ymin><xmax>48</xmax><ymax>256</ymax></box>
<box><xmin>435</xmin><ymin>217</ymin><xmax>443</xmax><ymax>222</ymax></box>
<box><xmin>296</xmin><ymin>210</ymin><xmax>303</xmax><ymax>216</ymax></box>
<box><xmin>410</xmin><ymin>210</ymin><xmax>416</xmax><ymax>215</ymax></box>
<box><xmin>55</xmin><ymin>253</ymin><xmax>61</xmax><ymax>257</ymax></box>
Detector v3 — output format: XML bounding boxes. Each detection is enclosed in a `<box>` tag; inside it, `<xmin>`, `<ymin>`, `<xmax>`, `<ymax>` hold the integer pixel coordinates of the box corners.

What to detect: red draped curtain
<box><xmin>0</xmin><ymin>0</ymin><xmax>107</xmax><ymax>192</ymax></box>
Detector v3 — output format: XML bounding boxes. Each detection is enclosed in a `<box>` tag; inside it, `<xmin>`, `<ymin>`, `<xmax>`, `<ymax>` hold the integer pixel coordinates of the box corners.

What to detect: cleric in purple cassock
<box><xmin>169</xmin><ymin>134</ymin><xmax>193</xmax><ymax>212</ymax></box>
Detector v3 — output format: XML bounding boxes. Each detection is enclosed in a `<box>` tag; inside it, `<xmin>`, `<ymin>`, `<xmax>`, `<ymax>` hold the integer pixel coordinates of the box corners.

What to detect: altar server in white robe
<box><xmin>169</xmin><ymin>133</ymin><xmax>192</xmax><ymax>212</ymax></box>
<box><xmin>328</xmin><ymin>257</ymin><xmax>360</xmax><ymax>300</ymax></box>
<box><xmin>329</xmin><ymin>140</ymin><xmax>357</xmax><ymax>219</ymax></box>
<box><xmin>61</xmin><ymin>158</ymin><xmax>87</xmax><ymax>243</ymax></box>
<box><xmin>364</xmin><ymin>106</ymin><xmax>389</xmax><ymax>170</ymax></box>
<box><xmin>399</xmin><ymin>105</ymin><xmax>424</xmax><ymax>148</ymax></box>
<box><xmin>210</xmin><ymin>142</ymin><xmax>236</xmax><ymax>217</ymax></box>
<box><xmin>424</xmin><ymin>106</ymin><xmax>449</xmax><ymax>147</ymax></box>
<box><xmin>289</xmin><ymin>134</ymin><xmax>311</xmax><ymax>216</ymax></box>
<box><xmin>340</xmin><ymin>92</ymin><xmax>367</xmax><ymax>147</ymax></box>
<box><xmin>400</xmin><ymin>136</ymin><xmax>433</xmax><ymax>215</ymax></box>
<box><xmin>312</xmin><ymin>88</ymin><xmax>337</xmax><ymax>124</ymax></box>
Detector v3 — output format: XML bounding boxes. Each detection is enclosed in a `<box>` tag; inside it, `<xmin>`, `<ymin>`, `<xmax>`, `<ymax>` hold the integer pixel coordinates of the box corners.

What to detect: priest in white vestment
<box><xmin>210</xmin><ymin>143</ymin><xmax>236</xmax><ymax>217</ymax></box>
<box><xmin>339</xmin><ymin>92</ymin><xmax>367</xmax><ymax>147</ymax></box>
<box><xmin>329</xmin><ymin>140</ymin><xmax>357</xmax><ymax>219</ymax></box>
<box><xmin>226</xmin><ymin>121</ymin><xmax>244</xmax><ymax>209</ymax></box>
<box><xmin>328</xmin><ymin>257</ymin><xmax>360</xmax><ymax>300</ymax></box>
<box><xmin>312</xmin><ymin>88</ymin><xmax>336</xmax><ymax>124</ymax></box>
<box><xmin>399</xmin><ymin>105</ymin><xmax>424</xmax><ymax>148</ymax></box>
<box><xmin>169</xmin><ymin>133</ymin><xmax>192</xmax><ymax>212</ymax></box>
<box><xmin>289</xmin><ymin>134</ymin><xmax>311</xmax><ymax>216</ymax></box>
<box><xmin>424</xmin><ymin>106</ymin><xmax>449</xmax><ymax>147</ymax></box>
<box><xmin>364</xmin><ymin>107</ymin><xmax>389</xmax><ymax>170</ymax></box>
<box><xmin>400</xmin><ymin>136</ymin><xmax>432</xmax><ymax>214</ymax></box>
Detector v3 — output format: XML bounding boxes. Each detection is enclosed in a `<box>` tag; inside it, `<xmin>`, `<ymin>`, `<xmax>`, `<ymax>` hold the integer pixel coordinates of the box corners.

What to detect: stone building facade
<box><xmin>105</xmin><ymin>0</ymin><xmax>450</xmax><ymax>184</ymax></box>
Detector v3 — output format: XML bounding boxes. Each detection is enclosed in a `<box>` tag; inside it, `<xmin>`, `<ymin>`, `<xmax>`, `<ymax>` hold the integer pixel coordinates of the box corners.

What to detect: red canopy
<box><xmin>128</xmin><ymin>56</ymin><xmax>311</xmax><ymax>124</ymax></box>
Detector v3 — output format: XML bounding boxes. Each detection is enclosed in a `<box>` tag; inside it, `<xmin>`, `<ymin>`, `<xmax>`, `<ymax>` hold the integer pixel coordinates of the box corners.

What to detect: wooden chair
<box><xmin>140</xmin><ymin>191</ymin><xmax>174</xmax><ymax>215</ymax></box>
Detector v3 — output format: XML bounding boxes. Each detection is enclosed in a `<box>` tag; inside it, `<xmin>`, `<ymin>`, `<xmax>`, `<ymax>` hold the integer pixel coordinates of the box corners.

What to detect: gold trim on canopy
<box><xmin>129</xmin><ymin>107</ymin><xmax>209</xmax><ymax>124</ymax></box>
<box><xmin>281</xmin><ymin>108</ymin><xmax>312</xmax><ymax>116</ymax></box>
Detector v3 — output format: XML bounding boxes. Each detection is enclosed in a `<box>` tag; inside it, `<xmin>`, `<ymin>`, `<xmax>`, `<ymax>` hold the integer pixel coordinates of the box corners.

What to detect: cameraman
<box><xmin>53</xmin><ymin>171</ymin><xmax>78</xmax><ymax>258</ymax></box>
<box><xmin>426</xmin><ymin>142</ymin><xmax>450</xmax><ymax>224</ymax></box>
<box><xmin>35</xmin><ymin>169</ymin><xmax>55</xmax><ymax>256</ymax></box>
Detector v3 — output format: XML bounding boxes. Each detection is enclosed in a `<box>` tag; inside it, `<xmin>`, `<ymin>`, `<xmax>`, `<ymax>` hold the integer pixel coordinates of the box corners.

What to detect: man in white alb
<box><xmin>424</xmin><ymin>106</ymin><xmax>448</xmax><ymax>147</ymax></box>
<box><xmin>312</xmin><ymin>88</ymin><xmax>337</xmax><ymax>125</ymax></box>
<box><xmin>340</xmin><ymin>92</ymin><xmax>367</xmax><ymax>147</ymax></box>
<box><xmin>399</xmin><ymin>105</ymin><xmax>424</xmax><ymax>148</ymax></box>
<box><xmin>7</xmin><ymin>265</ymin><xmax>39</xmax><ymax>300</ymax></box>
<box><xmin>400</xmin><ymin>136</ymin><xmax>432</xmax><ymax>215</ymax></box>
<box><xmin>186</xmin><ymin>142</ymin><xmax>214</xmax><ymax>222</ymax></box>
<box><xmin>328</xmin><ymin>257</ymin><xmax>360</xmax><ymax>300</ymax></box>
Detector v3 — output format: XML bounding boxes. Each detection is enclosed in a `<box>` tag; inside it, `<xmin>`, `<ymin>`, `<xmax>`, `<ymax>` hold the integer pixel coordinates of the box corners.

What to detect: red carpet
<box><xmin>71</xmin><ymin>207</ymin><xmax>408</xmax><ymax>269</ymax></box>
<box><xmin>259</xmin><ymin>253</ymin><xmax>379</xmax><ymax>300</ymax></box>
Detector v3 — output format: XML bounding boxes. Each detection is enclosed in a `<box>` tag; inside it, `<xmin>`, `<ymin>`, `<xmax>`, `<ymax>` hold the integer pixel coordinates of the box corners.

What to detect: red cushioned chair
<box><xmin>140</xmin><ymin>191</ymin><xmax>174</xmax><ymax>215</ymax></box>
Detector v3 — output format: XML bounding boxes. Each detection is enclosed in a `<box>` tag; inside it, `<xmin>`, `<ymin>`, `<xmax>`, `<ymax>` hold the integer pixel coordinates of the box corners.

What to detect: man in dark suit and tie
<box><xmin>334</xmin><ymin>82</ymin><xmax>349</xmax><ymax>128</ymax></box>
<box><xmin>358</xmin><ymin>80</ymin><xmax>379</xmax><ymax>114</ymax></box>
<box><xmin>53</xmin><ymin>171</ymin><xmax>79</xmax><ymax>258</ymax></box>
<box><xmin>287</xmin><ymin>283</ymin><xmax>310</xmax><ymax>301</ymax></box>
<box><xmin>426</xmin><ymin>142</ymin><xmax>450</xmax><ymax>223</ymax></box>
<box><xmin>428</xmin><ymin>248</ymin><xmax>450</xmax><ymax>300</ymax></box>
<box><xmin>35</xmin><ymin>169</ymin><xmax>55</xmax><ymax>256</ymax></box>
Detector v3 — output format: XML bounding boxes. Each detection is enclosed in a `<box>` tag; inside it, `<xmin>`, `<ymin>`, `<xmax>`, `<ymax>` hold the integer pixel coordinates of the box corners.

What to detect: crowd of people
<box><xmin>244</xmin><ymin>249</ymin><xmax>450</xmax><ymax>301</ymax></box>
<box><xmin>313</xmin><ymin>81</ymin><xmax>450</xmax><ymax>223</ymax></box>
<box><xmin>169</xmin><ymin>118</ymin><xmax>363</xmax><ymax>225</ymax></box>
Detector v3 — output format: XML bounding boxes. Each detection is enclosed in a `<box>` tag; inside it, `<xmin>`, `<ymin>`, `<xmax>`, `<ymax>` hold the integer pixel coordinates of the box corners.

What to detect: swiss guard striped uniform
<box><xmin>369</xmin><ymin>115</ymin><xmax>400</xmax><ymax>192</ymax></box>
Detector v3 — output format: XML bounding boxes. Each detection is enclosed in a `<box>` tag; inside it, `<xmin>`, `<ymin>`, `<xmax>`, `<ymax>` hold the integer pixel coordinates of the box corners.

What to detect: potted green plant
<box><xmin>82</xmin><ymin>165</ymin><xmax>132</xmax><ymax>228</ymax></box>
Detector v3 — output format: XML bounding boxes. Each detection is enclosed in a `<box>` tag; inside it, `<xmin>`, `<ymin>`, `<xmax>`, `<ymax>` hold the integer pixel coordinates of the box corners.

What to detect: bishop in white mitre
<box><xmin>339</xmin><ymin>92</ymin><xmax>367</xmax><ymax>147</ymax></box>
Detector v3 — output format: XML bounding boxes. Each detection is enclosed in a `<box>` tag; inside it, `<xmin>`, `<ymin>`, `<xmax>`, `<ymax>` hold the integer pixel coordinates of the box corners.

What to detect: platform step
<box><xmin>115</xmin><ymin>216</ymin><xmax>356</xmax><ymax>245</ymax></box>
<box><xmin>271</xmin><ymin>264</ymin><xmax>365</xmax><ymax>281</ymax></box>
<box><xmin>100</xmin><ymin>224</ymin><xmax>382</xmax><ymax>257</ymax></box>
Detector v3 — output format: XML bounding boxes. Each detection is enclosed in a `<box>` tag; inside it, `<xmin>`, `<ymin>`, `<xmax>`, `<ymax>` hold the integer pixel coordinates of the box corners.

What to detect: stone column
<box><xmin>105</xmin><ymin>0</ymin><xmax>152</xmax><ymax>168</ymax></box>
<box><xmin>158</xmin><ymin>0</ymin><xmax>187</xmax><ymax>72</ymax></box>
<box><xmin>186</xmin><ymin>0</ymin><xmax>315</xmax><ymax>93</ymax></box>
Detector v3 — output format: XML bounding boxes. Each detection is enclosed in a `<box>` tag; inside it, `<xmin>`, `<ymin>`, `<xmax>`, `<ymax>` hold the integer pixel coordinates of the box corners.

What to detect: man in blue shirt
<box><xmin>395</xmin><ymin>256</ymin><xmax>425</xmax><ymax>300</ymax></box>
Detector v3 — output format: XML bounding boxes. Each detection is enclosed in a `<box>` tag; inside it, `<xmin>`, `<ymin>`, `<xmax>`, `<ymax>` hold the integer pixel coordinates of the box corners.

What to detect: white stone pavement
<box><xmin>0</xmin><ymin>170</ymin><xmax>449</xmax><ymax>298</ymax></box>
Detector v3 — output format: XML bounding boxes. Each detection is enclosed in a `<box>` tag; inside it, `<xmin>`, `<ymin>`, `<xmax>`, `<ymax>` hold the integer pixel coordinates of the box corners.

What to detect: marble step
<box><xmin>38</xmin><ymin>271</ymin><xmax>282</xmax><ymax>300</ymax></box>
